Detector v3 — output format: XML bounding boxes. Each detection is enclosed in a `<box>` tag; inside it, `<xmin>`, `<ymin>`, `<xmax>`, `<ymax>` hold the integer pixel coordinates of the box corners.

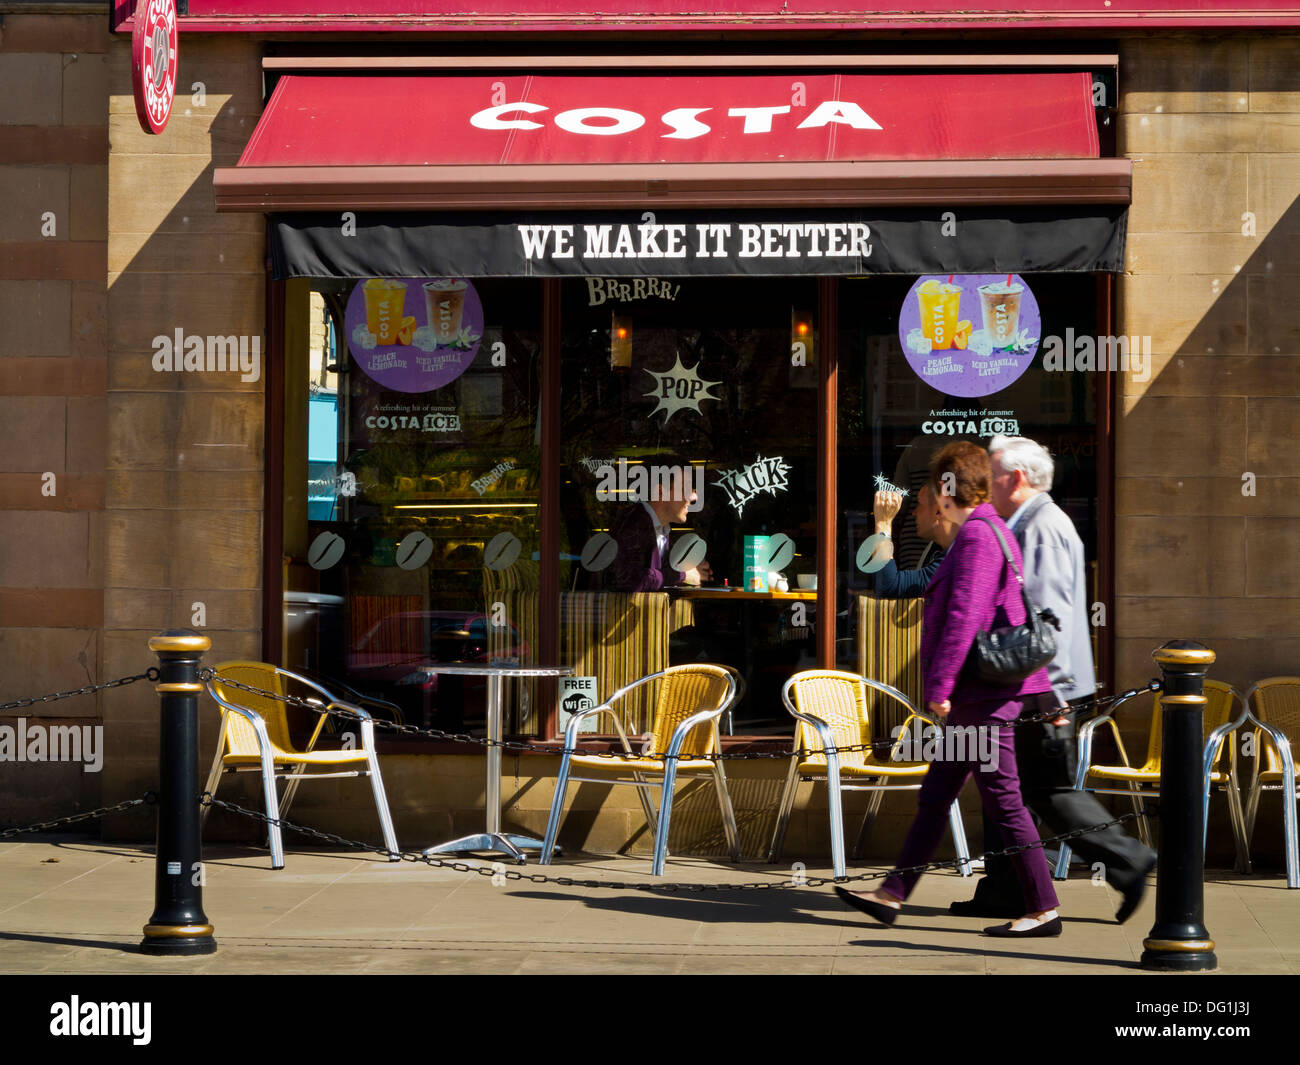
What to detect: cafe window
<box><xmin>837</xmin><ymin>274</ymin><xmax>1101</xmax><ymax>738</ymax></box>
<box><xmin>278</xmin><ymin>268</ymin><xmax>1109</xmax><ymax>744</ymax></box>
<box><xmin>282</xmin><ymin>276</ymin><xmax>543</xmax><ymax>735</ymax></box>
<box><xmin>558</xmin><ymin>277</ymin><xmax>820</xmax><ymax>734</ymax></box>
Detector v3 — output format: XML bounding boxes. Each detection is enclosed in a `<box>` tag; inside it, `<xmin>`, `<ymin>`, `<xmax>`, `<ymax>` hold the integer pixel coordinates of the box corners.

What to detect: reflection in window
<box><xmin>559</xmin><ymin>278</ymin><xmax>819</xmax><ymax>733</ymax></box>
<box><xmin>279</xmin><ymin>271</ymin><xmax>1103</xmax><ymax>744</ymax></box>
<box><xmin>283</xmin><ymin>278</ymin><xmax>541</xmax><ymax>735</ymax></box>
<box><xmin>837</xmin><ymin>275</ymin><xmax>1099</xmax><ymax>739</ymax></box>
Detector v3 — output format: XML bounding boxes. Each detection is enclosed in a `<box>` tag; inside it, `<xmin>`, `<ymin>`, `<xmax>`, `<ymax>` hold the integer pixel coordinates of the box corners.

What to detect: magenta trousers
<box><xmin>881</xmin><ymin>693</ymin><xmax>1059</xmax><ymax>913</ymax></box>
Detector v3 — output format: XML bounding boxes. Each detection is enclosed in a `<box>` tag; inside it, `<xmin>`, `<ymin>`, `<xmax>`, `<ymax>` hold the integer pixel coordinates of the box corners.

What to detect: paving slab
<box><xmin>0</xmin><ymin>838</ymin><xmax>1295</xmax><ymax>977</ymax></box>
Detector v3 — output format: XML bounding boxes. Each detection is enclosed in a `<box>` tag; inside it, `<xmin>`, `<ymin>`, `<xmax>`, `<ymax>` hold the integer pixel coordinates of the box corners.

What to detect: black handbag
<box><xmin>965</xmin><ymin>515</ymin><xmax>1060</xmax><ymax>684</ymax></box>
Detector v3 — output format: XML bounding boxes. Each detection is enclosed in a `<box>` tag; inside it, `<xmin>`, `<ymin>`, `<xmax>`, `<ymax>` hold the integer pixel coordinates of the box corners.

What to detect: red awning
<box><xmin>241</xmin><ymin>71</ymin><xmax>1099</xmax><ymax>166</ymax></box>
<box><xmin>217</xmin><ymin>70</ymin><xmax>1126</xmax><ymax>210</ymax></box>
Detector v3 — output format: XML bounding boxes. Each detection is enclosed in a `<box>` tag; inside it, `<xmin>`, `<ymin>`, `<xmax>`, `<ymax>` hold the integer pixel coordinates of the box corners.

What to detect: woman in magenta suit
<box><xmin>837</xmin><ymin>441</ymin><xmax>1062</xmax><ymax>937</ymax></box>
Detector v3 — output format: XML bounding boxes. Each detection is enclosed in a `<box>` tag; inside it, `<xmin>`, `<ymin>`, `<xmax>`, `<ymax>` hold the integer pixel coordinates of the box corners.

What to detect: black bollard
<box><xmin>1140</xmin><ymin>640</ymin><xmax>1216</xmax><ymax>972</ymax></box>
<box><xmin>139</xmin><ymin>630</ymin><xmax>217</xmax><ymax>956</ymax></box>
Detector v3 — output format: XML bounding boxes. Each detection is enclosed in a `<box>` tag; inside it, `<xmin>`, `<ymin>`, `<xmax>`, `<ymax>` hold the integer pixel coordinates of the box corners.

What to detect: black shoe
<box><xmin>1115</xmin><ymin>854</ymin><xmax>1159</xmax><ymax>925</ymax></box>
<box><xmin>949</xmin><ymin>898</ymin><xmax>1023</xmax><ymax>919</ymax></box>
<box><xmin>835</xmin><ymin>886</ymin><xmax>898</xmax><ymax>927</ymax></box>
<box><xmin>983</xmin><ymin>916</ymin><xmax>1062</xmax><ymax>938</ymax></box>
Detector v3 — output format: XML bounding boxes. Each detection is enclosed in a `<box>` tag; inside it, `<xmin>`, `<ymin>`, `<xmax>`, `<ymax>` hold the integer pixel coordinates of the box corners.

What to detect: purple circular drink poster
<box><xmin>898</xmin><ymin>274</ymin><xmax>1040</xmax><ymax>399</ymax></box>
<box><xmin>345</xmin><ymin>277</ymin><xmax>483</xmax><ymax>394</ymax></box>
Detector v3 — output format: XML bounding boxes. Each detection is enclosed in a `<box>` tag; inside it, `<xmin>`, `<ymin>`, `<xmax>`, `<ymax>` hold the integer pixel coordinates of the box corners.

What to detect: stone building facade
<box><xmin>1</xmin><ymin>4</ymin><xmax>1297</xmax><ymax>866</ymax></box>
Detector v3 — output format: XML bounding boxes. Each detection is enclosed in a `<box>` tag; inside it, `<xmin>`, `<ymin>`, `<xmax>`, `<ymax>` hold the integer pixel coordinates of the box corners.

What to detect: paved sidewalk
<box><xmin>0</xmin><ymin>838</ymin><xmax>1295</xmax><ymax>975</ymax></box>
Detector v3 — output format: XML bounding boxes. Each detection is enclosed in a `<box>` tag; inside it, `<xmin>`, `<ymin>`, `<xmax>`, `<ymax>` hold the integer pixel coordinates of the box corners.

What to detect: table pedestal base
<box><xmin>416</xmin><ymin>664</ymin><xmax>573</xmax><ymax>869</ymax></box>
<box><xmin>423</xmin><ymin>834</ymin><xmax>559</xmax><ymax>864</ymax></box>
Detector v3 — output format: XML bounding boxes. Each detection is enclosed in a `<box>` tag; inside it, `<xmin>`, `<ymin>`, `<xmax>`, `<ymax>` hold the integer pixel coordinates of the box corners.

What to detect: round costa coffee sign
<box><xmin>131</xmin><ymin>0</ymin><xmax>178</xmax><ymax>135</ymax></box>
<box><xmin>898</xmin><ymin>274</ymin><xmax>1041</xmax><ymax>399</ymax></box>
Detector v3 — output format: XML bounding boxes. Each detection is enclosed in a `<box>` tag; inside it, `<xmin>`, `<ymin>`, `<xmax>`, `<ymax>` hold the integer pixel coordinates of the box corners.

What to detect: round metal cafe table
<box><xmin>418</xmin><ymin>663</ymin><xmax>573</xmax><ymax>863</ymax></box>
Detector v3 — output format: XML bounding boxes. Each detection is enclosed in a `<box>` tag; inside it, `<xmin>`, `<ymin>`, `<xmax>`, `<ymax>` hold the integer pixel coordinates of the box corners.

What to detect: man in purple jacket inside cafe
<box><xmin>608</xmin><ymin>464</ymin><xmax>711</xmax><ymax>592</ymax></box>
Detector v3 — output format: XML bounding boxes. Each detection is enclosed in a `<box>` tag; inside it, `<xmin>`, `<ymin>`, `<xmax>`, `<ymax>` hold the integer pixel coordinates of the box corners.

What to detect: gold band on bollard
<box><xmin>1160</xmin><ymin>695</ymin><xmax>1207</xmax><ymax>706</ymax></box>
<box><xmin>148</xmin><ymin>634</ymin><xmax>212</xmax><ymax>653</ymax></box>
<box><xmin>155</xmin><ymin>681</ymin><xmax>204</xmax><ymax>693</ymax></box>
<box><xmin>1143</xmin><ymin>937</ymin><xmax>1215</xmax><ymax>953</ymax></box>
<box><xmin>143</xmin><ymin>923</ymin><xmax>215</xmax><ymax>938</ymax></box>
<box><xmin>1151</xmin><ymin>647</ymin><xmax>1216</xmax><ymax>667</ymax></box>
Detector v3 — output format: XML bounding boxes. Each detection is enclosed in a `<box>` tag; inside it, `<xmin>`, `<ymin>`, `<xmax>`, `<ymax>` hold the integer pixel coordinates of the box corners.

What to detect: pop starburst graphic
<box><xmin>642</xmin><ymin>354</ymin><xmax>723</xmax><ymax>424</ymax></box>
<box><xmin>873</xmin><ymin>474</ymin><xmax>909</xmax><ymax>496</ymax></box>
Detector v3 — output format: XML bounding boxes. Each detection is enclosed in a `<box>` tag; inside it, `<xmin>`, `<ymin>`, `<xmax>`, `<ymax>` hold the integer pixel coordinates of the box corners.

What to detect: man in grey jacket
<box><xmin>949</xmin><ymin>435</ymin><xmax>1156</xmax><ymax>924</ymax></box>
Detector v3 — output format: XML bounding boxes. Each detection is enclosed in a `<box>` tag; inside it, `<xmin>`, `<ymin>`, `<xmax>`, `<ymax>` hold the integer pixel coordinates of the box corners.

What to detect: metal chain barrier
<box><xmin>204</xmin><ymin>667</ymin><xmax>1161</xmax><ymax>764</ymax></box>
<box><xmin>0</xmin><ymin>794</ymin><xmax>155</xmax><ymax>840</ymax></box>
<box><xmin>0</xmin><ymin>669</ymin><xmax>160</xmax><ymax>713</ymax></box>
<box><xmin>201</xmin><ymin>791</ymin><xmax>1143</xmax><ymax>892</ymax></box>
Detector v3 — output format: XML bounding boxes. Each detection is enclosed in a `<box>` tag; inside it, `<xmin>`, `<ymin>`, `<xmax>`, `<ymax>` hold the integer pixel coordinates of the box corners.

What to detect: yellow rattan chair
<box><xmin>767</xmin><ymin>669</ymin><xmax>972</xmax><ymax>880</ymax></box>
<box><xmin>1053</xmin><ymin>680</ymin><xmax>1247</xmax><ymax>879</ymax></box>
<box><xmin>540</xmin><ymin>663</ymin><xmax>740</xmax><ymax>877</ymax></box>
<box><xmin>203</xmin><ymin>661</ymin><xmax>399</xmax><ymax>869</ymax></box>
<box><xmin>1242</xmin><ymin>678</ymin><xmax>1300</xmax><ymax>888</ymax></box>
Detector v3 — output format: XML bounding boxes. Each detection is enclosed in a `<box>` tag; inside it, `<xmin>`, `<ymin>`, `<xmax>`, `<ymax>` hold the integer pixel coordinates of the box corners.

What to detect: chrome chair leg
<box><xmin>1245</xmin><ymin>775</ymin><xmax>1262</xmax><ymax>844</ymax></box>
<box><xmin>1227</xmin><ymin>780</ymin><xmax>1251</xmax><ymax>874</ymax></box>
<box><xmin>200</xmin><ymin>716</ymin><xmax>227</xmax><ymax>829</ymax></box>
<box><xmin>652</xmin><ymin>760</ymin><xmax>681</xmax><ymax>877</ymax></box>
<box><xmin>1282</xmin><ymin>746</ymin><xmax>1300</xmax><ymax>889</ymax></box>
<box><xmin>1054</xmin><ymin>754</ymin><xmax>1092</xmax><ymax>879</ymax></box>
<box><xmin>1203</xmin><ymin>749</ymin><xmax>1252</xmax><ymax>875</ymax></box>
<box><xmin>712</xmin><ymin>761</ymin><xmax>742</xmax><ymax>862</ymax></box>
<box><xmin>257</xmin><ymin>743</ymin><xmax>285</xmax><ymax>870</ymax></box>
<box><xmin>1289</xmin><ymin>787</ymin><xmax>1300</xmax><ymax>890</ymax></box>
<box><xmin>1053</xmin><ymin>843</ymin><xmax>1072</xmax><ymax>881</ymax></box>
<box><xmin>766</xmin><ymin>757</ymin><xmax>801</xmax><ymax>863</ymax></box>
<box><xmin>948</xmin><ymin>800</ymin><xmax>972</xmax><ymax>878</ymax></box>
<box><xmin>280</xmin><ymin>761</ymin><xmax>310</xmax><ymax>820</ymax></box>
<box><xmin>1201</xmin><ymin>750</ymin><xmax>1215</xmax><ymax>857</ymax></box>
<box><xmin>363</xmin><ymin>731</ymin><xmax>399</xmax><ymax>860</ymax></box>
<box><xmin>631</xmin><ymin>770</ymin><xmax>661</xmax><ymax>848</ymax></box>
<box><xmin>825</xmin><ymin>756</ymin><xmax>846</xmax><ymax>880</ymax></box>
<box><xmin>1129</xmin><ymin>782</ymin><xmax>1152</xmax><ymax>847</ymax></box>
<box><xmin>539</xmin><ymin>750</ymin><xmax>573</xmax><ymax>866</ymax></box>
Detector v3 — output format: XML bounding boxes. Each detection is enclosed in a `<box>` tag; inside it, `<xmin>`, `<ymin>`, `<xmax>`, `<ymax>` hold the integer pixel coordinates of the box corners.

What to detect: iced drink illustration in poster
<box><xmin>898</xmin><ymin>274</ymin><xmax>1039</xmax><ymax>399</ymax></box>
<box><xmin>346</xmin><ymin>277</ymin><xmax>484</xmax><ymax>393</ymax></box>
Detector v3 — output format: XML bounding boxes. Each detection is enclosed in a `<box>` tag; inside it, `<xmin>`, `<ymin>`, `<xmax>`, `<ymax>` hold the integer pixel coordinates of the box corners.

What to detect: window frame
<box><xmin>265</xmin><ymin>268</ymin><xmax>1116</xmax><ymax>748</ymax></box>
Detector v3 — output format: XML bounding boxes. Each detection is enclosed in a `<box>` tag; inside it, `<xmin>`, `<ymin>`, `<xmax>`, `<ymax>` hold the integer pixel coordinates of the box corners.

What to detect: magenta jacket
<box><xmin>921</xmin><ymin>502</ymin><xmax>1053</xmax><ymax>707</ymax></box>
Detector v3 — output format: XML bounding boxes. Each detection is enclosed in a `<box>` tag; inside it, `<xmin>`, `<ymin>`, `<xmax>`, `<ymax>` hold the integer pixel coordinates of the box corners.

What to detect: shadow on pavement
<box><xmin>506</xmin><ymin>888</ymin><xmax>1127</xmax><ymax>942</ymax></box>
<box><xmin>848</xmin><ymin>936</ymin><xmax>1140</xmax><ymax>970</ymax></box>
<box><xmin>507</xmin><ymin>887</ymin><xmax>868</xmax><ymax>927</ymax></box>
<box><xmin>0</xmin><ymin>930</ymin><xmax>138</xmax><ymax>953</ymax></box>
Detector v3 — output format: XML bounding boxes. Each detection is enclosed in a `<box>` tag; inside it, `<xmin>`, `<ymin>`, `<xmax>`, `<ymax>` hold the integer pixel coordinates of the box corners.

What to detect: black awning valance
<box><xmin>271</xmin><ymin>206</ymin><xmax>1126</xmax><ymax>280</ymax></box>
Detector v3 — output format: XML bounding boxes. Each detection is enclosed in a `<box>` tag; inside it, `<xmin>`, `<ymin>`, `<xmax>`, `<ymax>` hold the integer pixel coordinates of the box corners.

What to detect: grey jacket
<box><xmin>1008</xmin><ymin>492</ymin><xmax>1097</xmax><ymax>703</ymax></box>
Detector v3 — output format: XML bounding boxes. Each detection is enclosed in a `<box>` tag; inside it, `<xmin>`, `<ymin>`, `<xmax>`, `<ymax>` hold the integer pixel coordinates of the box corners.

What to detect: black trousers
<box><xmin>974</xmin><ymin>702</ymin><xmax>1156</xmax><ymax>908</ymax></box>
